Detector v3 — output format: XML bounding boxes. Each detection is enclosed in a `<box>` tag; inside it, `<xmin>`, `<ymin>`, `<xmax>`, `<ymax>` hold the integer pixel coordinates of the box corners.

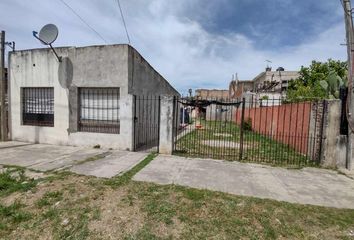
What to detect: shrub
<box><xmin>243</xmin><ymin>118</ymin><xmax>252</xmax><ymax>131</ymax></box>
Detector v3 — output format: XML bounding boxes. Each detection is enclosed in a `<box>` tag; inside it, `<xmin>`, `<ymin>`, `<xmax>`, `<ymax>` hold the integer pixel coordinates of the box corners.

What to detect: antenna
<box><xmin>265</xmin><ymin>60</ymin><xmax>272</xmax><ymax>71</ymax></box>
<box><xmin>33</xmin><ymin>24</ymin><xmax>62</xmax><ymax>62</ymax></box>
<box><xmin>5</xmin><ymin>41</ymin><xmax>15</xmax><ymax>51</ymax></box>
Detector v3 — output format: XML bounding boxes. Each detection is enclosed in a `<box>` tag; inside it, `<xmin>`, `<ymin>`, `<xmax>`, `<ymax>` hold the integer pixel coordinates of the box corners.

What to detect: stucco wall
<box><xmin>9</xmin><ymin>45</ymin><xmax>135</xmax><ymax>150</ymax></box>
<box><xmin>128</xmin><ymin>46</ymin><xmax>179</xmax><ymax>96</ymax></box>
<box><xmin>321</xmin><ymin>100</ymin><xmax>341</xmax><ymax>168</ymax></box>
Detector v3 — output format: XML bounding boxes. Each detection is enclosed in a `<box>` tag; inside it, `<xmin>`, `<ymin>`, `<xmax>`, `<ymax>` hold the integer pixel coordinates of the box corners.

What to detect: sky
<box><xmin>0</xmin><ymin>0</ymin><xmax>348</xmax><ymax>95</ymax></box>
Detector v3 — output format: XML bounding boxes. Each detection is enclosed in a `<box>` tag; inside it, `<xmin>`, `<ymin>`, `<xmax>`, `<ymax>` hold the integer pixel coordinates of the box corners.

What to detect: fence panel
<box><xmin>173</xmin><ymin>97</ymin><xmax>325</xmax><ymax>167</ymax></box>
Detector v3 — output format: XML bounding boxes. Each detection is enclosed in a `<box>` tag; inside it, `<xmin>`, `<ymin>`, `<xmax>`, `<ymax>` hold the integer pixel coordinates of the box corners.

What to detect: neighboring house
<box><xmin>193</xmin><ymin>67</ymin><xmax>299</xmax><ymax>111</ymax></box>
<box><xmin>229</xmin><ymin>80</ymin><xmax>254</xmax><ymax>99</ymax></box>
<box><xmin>8</xmin><ymin>44</ymin><xmax>179</xmax><ymax>150</ymax></box>
<box><xmin>195</xmin><ymin>89</ymin><xmax>229</xmax><ymax>100</ymax></box>
<box><xmin>252</xmin><ymin>67</ymin><xmax>299</xmax><ymax>95</ymax></box>
<box><xmin>195</xmin><ymin>81</ymin><xmax>254</xmax><ymax>101</ymax></box>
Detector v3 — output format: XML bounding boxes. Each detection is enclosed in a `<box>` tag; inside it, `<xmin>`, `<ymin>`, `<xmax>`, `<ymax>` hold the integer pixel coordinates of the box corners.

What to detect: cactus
<box><xmin>318</xmin><ymin>70</ymin><xmax>347</xmax><ymax>99</ymax></box>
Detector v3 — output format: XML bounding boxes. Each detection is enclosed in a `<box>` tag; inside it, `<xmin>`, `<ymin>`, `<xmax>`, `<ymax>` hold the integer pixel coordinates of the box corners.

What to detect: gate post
<box><xmin>239</xmin><ymin>98</ymin><xmax>246</xmax><ymax>160</ymax></box>
<box><xmin>132</xmin><ymin>95</ymin><xmax>137</xmax><ymax>151</ymax></box>
<box><xmin>159</xmin><ymin>95</ymin><xmax>174</xmax><ymax>155</ymax></box>
<box><xmin>320</xmin><ymin>99</ymin><xmax>342</xmax><ymax>168</ymax></box>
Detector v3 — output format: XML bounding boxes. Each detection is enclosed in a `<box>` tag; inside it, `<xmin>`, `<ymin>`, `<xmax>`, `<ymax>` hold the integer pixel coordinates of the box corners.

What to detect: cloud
<box><xmin>0</xmin><ymin>0</ymin><xmax>347</xmax><ymax>95</ymax></box>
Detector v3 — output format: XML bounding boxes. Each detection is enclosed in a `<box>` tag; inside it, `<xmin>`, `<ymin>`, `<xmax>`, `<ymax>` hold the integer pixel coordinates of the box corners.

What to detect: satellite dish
<box><xmin>33</xmin><ymin>23</ymin><xmax>61</xmax><ymax>62</ymax></box>
<box><xmin>39</xmin><ymin>24</ymin><xmax>58</xmax><ymax>45</ymax></box>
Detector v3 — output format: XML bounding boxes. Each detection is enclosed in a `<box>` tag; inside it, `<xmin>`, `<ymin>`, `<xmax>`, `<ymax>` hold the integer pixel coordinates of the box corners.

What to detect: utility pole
<box><xmin>0</xmin><ymin>31</ymin><xmax>6</xmax><ymax>141</ymax></box>
<box><xmin>343</xmin><ymin>0</ymin><xmax>354</xmax><ymax>170</ymax></box>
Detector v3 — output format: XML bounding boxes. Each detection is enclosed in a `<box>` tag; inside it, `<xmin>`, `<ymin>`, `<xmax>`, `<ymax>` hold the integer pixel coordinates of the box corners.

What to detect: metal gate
<box><xmin>133</xmin><ymin>95</ymin><xmax>161</xmax><ymax>152</ymax></box>
<box><xmin>173</xmin><ymin>97</ymin><xmax>326</xmax><ymax>167</ymax></box>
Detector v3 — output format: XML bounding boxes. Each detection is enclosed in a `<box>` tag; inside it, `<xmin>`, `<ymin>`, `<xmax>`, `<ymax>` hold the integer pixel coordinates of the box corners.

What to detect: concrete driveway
<box><xmin>134</xmin><ymin>155</ymin><xmax>354</xmax><ymax>209</ymax></box>
<box><xmin>0</xmin><ymin>141</ymin><xmax>148</xmax><ymax>178</ymax></box>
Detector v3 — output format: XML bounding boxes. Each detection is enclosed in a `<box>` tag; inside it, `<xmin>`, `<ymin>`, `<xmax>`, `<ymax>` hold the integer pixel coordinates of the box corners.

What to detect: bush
<box><xmin>243</xmin><ymin>118</ymin><xmax>252</xmax><ymax>131</ymax></box>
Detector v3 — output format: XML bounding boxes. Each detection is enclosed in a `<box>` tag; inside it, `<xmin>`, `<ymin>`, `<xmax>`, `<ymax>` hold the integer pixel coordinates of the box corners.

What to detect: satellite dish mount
<box><xmin>33</xmin><ymin>24</ymin><xmax>62</xmax><ymax>62</ymax></box>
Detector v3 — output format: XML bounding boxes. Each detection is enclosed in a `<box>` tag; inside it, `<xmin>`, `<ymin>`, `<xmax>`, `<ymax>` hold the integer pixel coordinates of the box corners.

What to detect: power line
<box><xmin>115</xmin><ymin>0</ymin><xmax>131</xmax><ymax>44</ymax></box>
<box><xmin>58</xmin><ymin>0</ymin><xmax>108</xmax><ymax>44</ymax></box>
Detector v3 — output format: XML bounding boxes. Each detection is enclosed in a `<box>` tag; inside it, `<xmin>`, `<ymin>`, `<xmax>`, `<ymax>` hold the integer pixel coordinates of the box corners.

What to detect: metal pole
<box><xmin>343</xmin><ymin>0</ymin><xmax>354</xmax><ymax>170</ymax></box>
<box><xmin>0</xmin><ymin>31</ymin><xmax>6</xmax><ymax>141</ymax></box>
<box><xmin>239</xmin><ymin>98</ymin><xmax>246</xmax><ymax>161</ymax></box>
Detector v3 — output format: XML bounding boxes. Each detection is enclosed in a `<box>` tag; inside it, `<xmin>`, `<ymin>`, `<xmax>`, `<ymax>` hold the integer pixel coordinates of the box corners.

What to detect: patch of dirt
<box><xmin>88</xmin><ymin>187</ymin><xmax>145</xmax><ymax>239</ymax></box>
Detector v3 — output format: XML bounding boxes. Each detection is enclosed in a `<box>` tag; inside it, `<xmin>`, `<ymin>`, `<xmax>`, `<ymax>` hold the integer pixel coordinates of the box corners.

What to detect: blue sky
<box><xmin>190</xmin><ymin>0</ymin><xmax>342</xmax><ymax>48</ymax></box>
<box><xmin>0</xmin><ymin>0</ymin><xmax>348</xmax><ymax>95</ymax></box>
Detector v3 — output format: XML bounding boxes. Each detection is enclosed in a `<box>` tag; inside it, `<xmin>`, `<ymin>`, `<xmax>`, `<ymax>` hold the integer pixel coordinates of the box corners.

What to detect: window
<box><xmin>79</xmin><ymin>88</ymin><xmax>120</xmax><ymax>134</ymax></box>
<box><xmin>22</xmin><ymin>87</ymin><xmax>54</xmax><ymax>127</ymax></box>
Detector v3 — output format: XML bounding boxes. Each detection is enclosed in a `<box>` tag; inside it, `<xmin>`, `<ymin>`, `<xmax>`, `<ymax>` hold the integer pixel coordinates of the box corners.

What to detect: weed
<box><xmin>92</xmin><ymin>207</ymin><xmax>101</xmax><ymax>220</ymax></box>
<box><xmin>0</xmin><ymin>201</ymin><xmax>32</xmax><ymax>231</ymax></box>
<box><xmin>36</xmin><ymin>191</ymin><xmax>63</xmax><ymax>207</ymax></box>
<box><xmin>242</xmin><ymin>117</ymin><xmax>253</xmax><ymax>131</ymax></box>
<box><xmin>0</xmin><ymin>168</ymin><xmax>37</xmax><ymax>197</ymax></box>
<box><xmin>42</xmin><ymin>208</ymin><xmax>59</xmax><ymax>220</ymax></box>
<box><xmin>182</xmin><ymin>188</ymin><xmax>206</xmax><ymax>201</ymax></box>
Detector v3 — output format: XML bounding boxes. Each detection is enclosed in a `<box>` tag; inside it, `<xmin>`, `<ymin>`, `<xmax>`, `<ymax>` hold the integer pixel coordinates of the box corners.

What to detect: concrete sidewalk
<box><xmin>71</xmin><ymin>151</ymin><xmax>147</xmax><ymax>178</ymax></box>
<box><xmin>0</xmin><ymin>141</ymin><xmax>148</xmax><ymax>178</ymax></box>
<box><xmin>134</xmin><ymin>155</ymin><xmax>354</xmax><ymax>209</ymax></box>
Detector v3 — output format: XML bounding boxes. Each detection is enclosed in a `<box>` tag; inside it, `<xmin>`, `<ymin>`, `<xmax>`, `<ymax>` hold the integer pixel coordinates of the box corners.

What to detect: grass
<box><xmin>120</xmin><ymin>182</ymin><xmax>354</xmax><ymax>239</ymax></box>
<box><xmin>36</xmin><ymin>191</ymin><xmax>63</xmax><ymax>207</ymax></box>
<box><xmin>0</xmin><ymin>167</ymin><xmax>37</xmax><ymax>197</ymax></box>
<box><xmin>0</xmin><ymin>154</ymin><xmax>354</xmax><ymax>239</ymax></box>
<box><xmin>175</xmin><ymin>120</ymin><xmax>313</xmax><ymax>167</ymax></box>
<box><xmin>0</xmin><ymin>201</ymin><xmax>32</xmax><ymax>232</ymax></box>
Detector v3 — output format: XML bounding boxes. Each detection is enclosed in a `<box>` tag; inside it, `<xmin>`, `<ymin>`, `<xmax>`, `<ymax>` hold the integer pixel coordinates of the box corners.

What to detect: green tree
<box><xmin>287</xmin><ymin>59</ymin><xmax>348</xmax><ymax>101</ymax></box>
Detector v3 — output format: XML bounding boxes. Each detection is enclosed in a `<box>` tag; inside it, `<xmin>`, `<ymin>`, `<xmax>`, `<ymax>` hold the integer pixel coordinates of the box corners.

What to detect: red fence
<box><xmin>235</xmin><ymin>102</ymin><xmax>312</xmax><ymax>154</ymax></box>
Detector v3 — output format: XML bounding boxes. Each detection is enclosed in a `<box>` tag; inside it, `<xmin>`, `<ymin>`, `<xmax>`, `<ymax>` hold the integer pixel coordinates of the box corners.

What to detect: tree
<box><xmin>286</xmin><ymin>59</ymin><xmax>348</xmax><ymax>101</ymax></box>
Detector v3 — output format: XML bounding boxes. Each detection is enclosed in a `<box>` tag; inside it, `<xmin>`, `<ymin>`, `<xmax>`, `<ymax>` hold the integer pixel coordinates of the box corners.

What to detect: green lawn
<box><xmin>175</xmin><ymin>120</ymin><xmax>314</xmax><ymax>167</ymax></box>
<box><xmin>1</xmin><ymin>155</ymin><xmax>353</xmax><ymax>239</ymax></box>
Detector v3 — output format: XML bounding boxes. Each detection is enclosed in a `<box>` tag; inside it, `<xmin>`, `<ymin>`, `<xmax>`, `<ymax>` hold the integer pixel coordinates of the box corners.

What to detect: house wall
<box><xmin>126</xmin><ymin>46</ymin><xmax>179</xmax><ymax>151</ymax></box>
<box><xmin>254</xmin><ymin>70</ymin><xmax>299</xmax><ymax>92</ymax></box>
<box><xmin>128</xmin><ymin>46</ymin><xmax>179</xmax><ymax>96</ymax></box>
<box><xmin>9</xmin><ymin>45</ymin><xmax>134</xmax><ymax>150</ymax></box>
<box><xmin>195</xmin><ymin>89</ymin><xmax>229</xmax><ymax>100</ymax></box>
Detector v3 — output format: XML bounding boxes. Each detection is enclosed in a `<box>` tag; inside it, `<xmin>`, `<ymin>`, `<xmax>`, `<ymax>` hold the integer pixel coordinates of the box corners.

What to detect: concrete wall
<box><xmin>206</xmin><ymin>104</ymin><xmax>239</xmax><ymax>122</ymax></box>
<box><xmin>321</xmin><ymin>100</ymin><xmax>341</xmax><ymax>168</ymax></box>
<box><xmin>159</xmin><ymin>96</ymin><xmax>174</xmax><ymax>154</ymax></box>
<box><xmin>128</xmin><ymin>46</ymin><xmax>179</xmax><ymax>96</ymax></box>
<box><xmin>9</xmin><ymin>45</ymin><xmax>134</xmax><ymax>150</ymax></box>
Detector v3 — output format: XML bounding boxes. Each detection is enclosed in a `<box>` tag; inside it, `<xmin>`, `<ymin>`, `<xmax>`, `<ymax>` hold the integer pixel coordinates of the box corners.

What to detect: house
<box><xmin>8</xmin><ymin>44</ymin><xmax>179</xmax><ymax>150</ymax></box>
<box><xmin>252</xmin><ymin>67</ymin><xmax>299</xmax><ymax>96</ymax></box>
<box><xmin>195</xmin><ymin>89</ymin><xmax>229</xmax><ymax>100</ymax></box>
<box><xmin>195</xmin><ymin>81</ymin><xmax>254</xmax><ymax>100</ymax></box>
